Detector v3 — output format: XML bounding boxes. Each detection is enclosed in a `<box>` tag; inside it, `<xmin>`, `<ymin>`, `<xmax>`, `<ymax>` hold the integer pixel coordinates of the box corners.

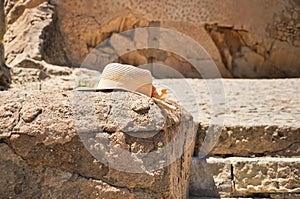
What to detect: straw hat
<box><xmin>77</xmin><ymin>63</ymin><xmax>176</xmax><ymax>110</ymax></box>
<box><xmin>77</xmin><ymin>63</ymin><xmax>153</xmax><ymax>97</ymax></box>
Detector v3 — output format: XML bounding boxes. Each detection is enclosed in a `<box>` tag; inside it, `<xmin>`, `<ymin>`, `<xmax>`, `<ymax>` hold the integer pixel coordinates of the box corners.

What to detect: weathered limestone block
<box><xmin>189</xmin><ymin>157</ymin><xmax>300</xmax><ymax>198</ymax></box>
<box><xmin>0</xmin><ymin>143</ymin><xmax>141</xmax><ymax>199</ymax></box>
<box><xmin>0</xmin><ymin>90</ymin><xmax>195</xmax><ymax>198</ymax></box>
<box><xmin>4</xmin><ymin>0</ymin><xmax>300</xmax><ymax>77</ymax></box>
<box><xmin>233</xmin><ymin>158</ymin><xmax>300</xmax><ymax>194</ymax></box>
<box><xmin>196</xmin><ymin>125</ymin><xmax>300</xmax><ymax>157</ymax></box>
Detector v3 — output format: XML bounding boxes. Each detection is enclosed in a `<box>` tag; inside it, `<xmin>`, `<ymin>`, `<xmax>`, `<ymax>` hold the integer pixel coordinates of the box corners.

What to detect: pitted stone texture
<box><xmin>8</xmin><ymin>77</ymin><xmax>299</xmax><ymax>157</ymax></box>
<box><xmin>4</xmin><ymin>2</ymin><xmax>52</xmax><ymax>64</ymax></box>
<box><xmin>190</xmin><ymin>157</ymin><xmax>300</xmax><ymax>198</ymax></box>
<box><xmin>233</xmin><ymin>158</ymin><xmax>300</xmax><ymax>194</ymax></box>
<box><xmin>52</xmin><ymin>0</ymin><xmax>290</xmax><ymax>62</ymax></box>
<box><xmin>0</xmin><ymin>90</ymin><xmax>195</xmax><ymax>198</ymax></box>
<box><xmin>199</xmin><ymin>125</ymin><xmax>300</xmax><ymax>157</ymax></box>
<box><xmin>81</xmin><ymin>26</ymin><xmax>224</xmax><ymax>78</ymax></box>
<box><xmin>0</xmin><ymin>143</ymin><xmax>144</xmax><ymax>199</ymax></box>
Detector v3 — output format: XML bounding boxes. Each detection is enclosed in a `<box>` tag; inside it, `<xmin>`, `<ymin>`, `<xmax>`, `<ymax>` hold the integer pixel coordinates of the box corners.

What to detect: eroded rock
<box><xmin>3</xmin><ymin>1</ymin><xmax>69</xmax><ymax>66</ymax></box>
<box><xmin>206</xmin><ymin>24</ymin><xmax>300</xmax><ymax>78</ymax></box>
<box><xmin>4</xmin><ymin>0</ymin><xmax>300</xmax><ymax>78</ymax></box>
<box><xmin>196</xmin><ymin>125</ymin><xmax>300</xmax><ymax>157</ymax></box>
<box><xmin>233</xmin><ymin>158</ymin><xmax>300</xmax><ymax>194</ymax></box>
<box><xmin>0</xmin><ymin>90</ymin><xmax>195</xmax><ymax>198</ymax></box>
<box><xmin>0</xmin><ymin>143</ymin><xmax>144</xmax><ymax>199</ymax></box>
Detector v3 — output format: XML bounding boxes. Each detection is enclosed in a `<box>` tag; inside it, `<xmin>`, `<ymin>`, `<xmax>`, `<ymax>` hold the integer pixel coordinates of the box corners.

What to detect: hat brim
<box><xmin>75</xmin><ymin>87</ymin><xmax>107</xmax><ymax>92</ymax></box>
<box><xmin>75</xmin><ymin>87</ymin><xmax>149</xmax><ymax>97</ymax></box>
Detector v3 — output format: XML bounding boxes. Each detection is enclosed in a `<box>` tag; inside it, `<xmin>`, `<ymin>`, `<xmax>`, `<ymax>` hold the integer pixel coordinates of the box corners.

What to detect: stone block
<box><xmin>0</xmin><ymin>90</ymin><xmax>195</xmax><ymax>198</ymax></box>
<box><xmin>233</xmin><ymin>158</ymin><xmax>300</xmax><ymax>194</ymax></box>
<box><xmin>197</xmin><ymin>125</ymin><xmax>300</xmax><ymax>157</ymax></box>
<box><xmin>190</xmin><ymin>157</ymin><xmax>300</xmax><ymax>197</ymax></box>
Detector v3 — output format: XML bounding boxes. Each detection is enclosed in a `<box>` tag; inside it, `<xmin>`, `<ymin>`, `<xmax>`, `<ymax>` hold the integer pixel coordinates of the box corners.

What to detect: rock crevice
<box><xmin>0</xmin><ymin>42</ymin><xmax>11</xmax><ymax>90</ymax></box>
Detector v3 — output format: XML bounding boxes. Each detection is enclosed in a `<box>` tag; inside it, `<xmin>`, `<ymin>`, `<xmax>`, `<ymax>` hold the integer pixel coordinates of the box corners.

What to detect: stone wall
<box><xmin>48</xmin><ymin>0</ymin><xmax>300</xmax><ymax>77</ymax></box>
<box><xmin>2</xmin><ymin>0</ymin><xmax>300</xmax><ymax>77</ymax></box>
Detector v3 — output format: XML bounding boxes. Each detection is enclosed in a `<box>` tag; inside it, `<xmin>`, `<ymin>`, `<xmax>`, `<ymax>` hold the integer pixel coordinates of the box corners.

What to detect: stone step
<box><xmin>189</xmin><ymin>157</ymin><xmax>300</xmax><ymax>198</ymax></box>
<box><xmin>156</xmin><ymin>79</ymin><xmax>300</xmax><ymax>157</ymax></box>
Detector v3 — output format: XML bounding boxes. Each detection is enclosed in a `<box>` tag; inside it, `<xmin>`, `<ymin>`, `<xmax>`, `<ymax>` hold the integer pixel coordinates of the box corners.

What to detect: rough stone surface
<box><xmin>0</xmin><ymin>62</ymin><xmax>300</xmax><ymax>199</ymax></box>
<box><xmin>0</xmin><ymin>143</ymin><xmax>141</xmax><ymax>199</ymax></box>
<box><xmin>0</xmin><ymin>90</ymin><xmax>195</xmax><ymax>198</ymax></box>
<box><xmin>199</xmin><ymin>125</ymin><xmax>300</xmax><ymax>157</ymax></box>
<box><xmin>48</xmin><ymin>0</ymin><xmax>300</xmax><ymax>77</ymax></box>
<box><xmin>206</xmin><ymin>25</ymin><xmax>300</xmax><ymax>78</ymax></box>
<box><xmin>4</xmin><ymin>0</ymin><xmax>299</xmax><ymax>77</ymax></box>
<box><xmin>233</xmin><ymin>158</ymin><xmax>300</xmax><ymax>194</ymax></box>
<box><xmin>81</xmin><ymin>26</ymin><xmax>219</xmax><ymax>78</ymax></box>
<box><xmin>3</xmin><ymin>1</ymin><xmax>69</xmax><ymax>66</ymax></box>
<box><xmin>9</xmin><ymin>57</ymin><xmax>72</xmax><ymax>87</ymax></box>
<box><xmin>270</xmin><ymin>193</ymin><xmax>300</xmax><ymax>199</ymax></box>
<box><xmin>190</xmin><ymin>157</ymin><xmax>300</xmax><ymax>198</ymax></box>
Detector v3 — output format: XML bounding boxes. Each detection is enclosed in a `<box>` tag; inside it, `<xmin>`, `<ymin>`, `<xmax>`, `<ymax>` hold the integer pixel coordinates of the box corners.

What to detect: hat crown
<box><xmin>98</xmin><ymin>63</ymin><xmax>153</xmax><ymax>97</ymax></box>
